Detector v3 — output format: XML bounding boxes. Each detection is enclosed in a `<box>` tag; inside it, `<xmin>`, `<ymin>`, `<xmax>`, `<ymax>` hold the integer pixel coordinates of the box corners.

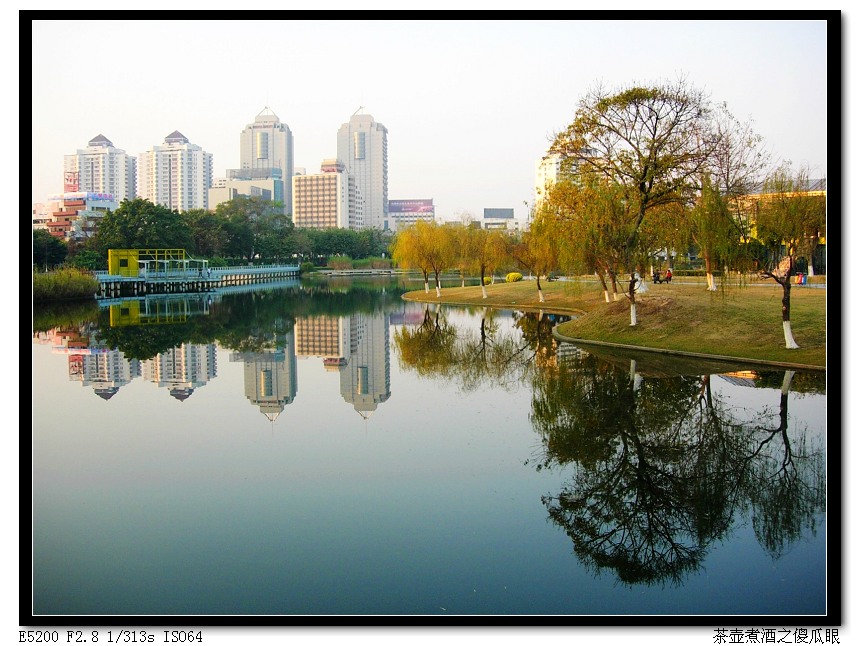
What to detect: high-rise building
<box><xmin>534</xmin><ymin>152</ymin><xmax>565</xmax><ymax>205</ymax></box>
<box><xmin>138</xmin><ymin>131</ymin><xmax>213</xmax><ymax>212</ymax></box>
<box><xmin>292</xmin><ymin>158</ymin><xmax>362</xmax><ymax>230</ymax></box>
<box><xmin>63</xmin><ymin>134</ymin><xmax>136</xmax><ymax>202</ymax></box>
<box><xmin>239</xmin><ymin>107</ymin><xmax>294</xmax><ymax>215</ymax></box>
<box><xmin>336</xmin><ymin>111</ymin><xmax>388</xmax><ymax>230</ymax></box>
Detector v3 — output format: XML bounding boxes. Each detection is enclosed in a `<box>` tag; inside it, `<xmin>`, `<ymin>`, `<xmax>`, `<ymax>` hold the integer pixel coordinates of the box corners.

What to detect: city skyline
<box><xmin>30</xmin><ymin>19</ymin><xmax>829</xmax><ymax>223</ymax></box>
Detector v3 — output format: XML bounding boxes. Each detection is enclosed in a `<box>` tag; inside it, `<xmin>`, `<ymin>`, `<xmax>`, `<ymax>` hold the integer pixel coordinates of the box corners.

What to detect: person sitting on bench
<box><xmin>652</xmin><ymin>270</ymin><xmax>662</xmax><ymax>283</ymax></box>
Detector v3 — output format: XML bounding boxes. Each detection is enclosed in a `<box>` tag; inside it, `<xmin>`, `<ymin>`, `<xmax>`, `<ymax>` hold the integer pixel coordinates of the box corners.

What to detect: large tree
<box><xmin>549</xmin><ymin>79</ymin><xmax>717</xmax><ymax>325</ymax></box>
<box><xmin>216</xmin><ymin>195</ymin><xmax>283</xmax><ymax>262</ymax></box>
<box><xmin>751</xmin><ymin>165</ymin><xmax>827</xmax><ymax>349</ymax></box>
<box><xmin>32</xmin><ymin>229</ymin><xmax>67</xmax><ymax>270</ymax></box>
<box><xmin>93</xmin><ymin>198</ymin><xmax>192</xmax><ymax>254</ymax></box>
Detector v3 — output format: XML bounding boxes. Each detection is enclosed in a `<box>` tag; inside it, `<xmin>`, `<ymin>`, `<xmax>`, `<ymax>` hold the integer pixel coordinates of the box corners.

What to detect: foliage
<box><xmin>67</xmin><ymin>249</ymin><xmax>105</xmax><ymax>271</ymax></box>
<box><xmin>33</xmin><ymin>229</ymin><xmax>68</xmax><ymax>270</ymax></box>
<box><xmin>94</xmin><ymin>198</ymin><xmax>193</xmax><ymax>253</ymax></box>
<box><xmin>505</xmin><ymin>272</ymin><xmax>523</xmax><ymax>283</ymax></box>
<box><xmin>548</xmin><ymin>78</ymin><xmax>718</xmax><ymax>321</ymax></box>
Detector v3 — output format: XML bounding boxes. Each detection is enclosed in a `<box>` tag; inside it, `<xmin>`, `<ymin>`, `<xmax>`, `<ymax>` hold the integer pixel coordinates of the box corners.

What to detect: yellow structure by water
<box><xmin>107</xmin><ymin>249</ymin><xmax>208</xmax><ymax>277</ymax></box>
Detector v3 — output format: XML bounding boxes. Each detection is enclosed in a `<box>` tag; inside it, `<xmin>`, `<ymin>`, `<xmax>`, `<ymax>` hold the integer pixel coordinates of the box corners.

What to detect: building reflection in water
<box><xmin>229</xmin><ymin>330</ymin><xmax>298</xmax><ymax>422</ymax></box>
<box><xmin>142</xmin><ymin>343</ymin><xmax>218</xmax><ymax>402</ymax></box>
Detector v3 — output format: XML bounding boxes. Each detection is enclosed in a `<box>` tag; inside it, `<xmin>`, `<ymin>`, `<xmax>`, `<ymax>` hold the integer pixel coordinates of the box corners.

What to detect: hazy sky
<box><xmin>30</xmin><ymin>19</ymin><xmax>829</xmax><ymax>220</ymax></box>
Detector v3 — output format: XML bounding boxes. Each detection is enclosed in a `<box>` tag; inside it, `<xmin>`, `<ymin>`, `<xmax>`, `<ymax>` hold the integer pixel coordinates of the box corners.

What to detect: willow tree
<box><xmin>472</xmin><ymin>227</ymin><xmax>509</xmax><ymax>298</ymax></box>
<box><xmin>508</xmin><ymin>217</ymin><xmax>560</xmax><ymax>304</ymax></box>
<box><xmin>390</xmin><ymin>221</ymin><xmax>435</xmax><ymax>293</ymax></box>
<box><xmin>549</xmin><ymin>79</ymin><xmax>717</xmax><ymax>325</ymax></box>
<box><xmin>543</xmin><ymin>177</ymin><xmax>629</xmax><ymax>303</ymax></box>
<box><xmin>752</xmin><ymin>165</ymin><xmax>827</xmax><ymax>349</ymax></box>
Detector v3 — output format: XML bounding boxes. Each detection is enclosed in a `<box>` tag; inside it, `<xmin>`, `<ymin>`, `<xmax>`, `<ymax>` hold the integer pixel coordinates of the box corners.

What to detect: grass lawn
<box><xmin>402</xmin><ymin>277</ymin><xmax>827</xmax><ymax>368</ymax></box>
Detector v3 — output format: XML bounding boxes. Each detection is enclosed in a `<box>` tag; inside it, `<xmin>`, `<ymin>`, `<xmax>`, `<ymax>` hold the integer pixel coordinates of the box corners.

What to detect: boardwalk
<box><xmin>93</xmin><ymin>264</ymin><xmax>300</xmax><ymax>299</ymax></box>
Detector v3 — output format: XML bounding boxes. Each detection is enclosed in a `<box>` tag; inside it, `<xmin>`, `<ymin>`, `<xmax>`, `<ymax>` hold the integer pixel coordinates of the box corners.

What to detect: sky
<box><xmin>29</xmin><ymin>19</ymin><xmax>829</xmax><ymax>222</ymax></box>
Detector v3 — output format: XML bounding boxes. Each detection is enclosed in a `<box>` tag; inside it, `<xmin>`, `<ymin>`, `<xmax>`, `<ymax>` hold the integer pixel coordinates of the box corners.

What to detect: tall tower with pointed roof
<box><xmin>63</xmin><ymin>134</ymin><xmax>137</xmax><ymax>201</ymax></box>
<box><xmin>138</xmin><ymin>131</ymin><xmax>213</xmax><ymax>211</ymax></box>
<box><xmin>337</xmin><ymin>110</ymin><xmax>388</xmax><ymax>230</ymax></box>
<box><xmin>239</xmin><ymin>107</ymin><xmax>294</xmax><ymax>216</ymax></box>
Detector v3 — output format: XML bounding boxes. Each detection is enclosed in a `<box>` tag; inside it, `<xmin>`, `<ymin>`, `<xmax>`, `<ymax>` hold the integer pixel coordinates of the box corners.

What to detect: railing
<box><xmin>94</xmin><ymin>264</ymin><xmax>300</xmax><ymax>282</ymax></box>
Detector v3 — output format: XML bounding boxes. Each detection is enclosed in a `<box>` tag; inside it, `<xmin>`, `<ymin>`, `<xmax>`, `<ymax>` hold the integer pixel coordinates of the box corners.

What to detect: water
<box><xmin>30</xmin><ymin>277</ymin><xmax>829</xmax><ymax>619</ymax></box>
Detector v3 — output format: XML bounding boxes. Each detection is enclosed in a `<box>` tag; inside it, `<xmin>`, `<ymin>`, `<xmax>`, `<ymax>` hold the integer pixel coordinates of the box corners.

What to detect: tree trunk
<box><xmin>807</xmin><ymin>256</ymin><xmax>816</xmax><ymax>277</ymax></box>
<box><xmin>480</xmin><ymin>268</ymin><xmax>488</xmax><ymax>299</ymax></box>
<box><xmin>423</xmin><ymin>271</ymin><xmax>430</xmax><ymax>294</ymax></box>
<box><xmin>611</xmin><ymin>271</ymin><xmax>621</xmax><ymax>301</ymax></box>
<box><xmin>780</xmin><ymin>278</ymin><xmax>799</xmax><ymax>349</ymax></box>
<box><xmin>536</xmin><ymin>275</ymin><xmax>545</xmax><ymax>303</ymax></box>
<box><xmin>628</xmin><ymin>273</ymin><xmax>638</xmax><ymax>326</ymax></box>
<box><xmin>597</xmin><ymin>271</ymin><xmax>610</xmax><ymax>303</ymax></box>
<box><xmin>704</xmin><ymin>253</ymin><xmax>718</xmax><ymax>291</ymax></box>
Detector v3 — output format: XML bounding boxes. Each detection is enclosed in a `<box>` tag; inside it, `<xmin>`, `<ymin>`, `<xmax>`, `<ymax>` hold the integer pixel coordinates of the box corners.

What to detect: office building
<box><xmin>387</xmin><ymin>199</ymin><xmax>435</xmax><ymax>231</ymax></box>
<box><xmin>336</xmin><ymin>111</ymin><xmax>388</xmax><ymax>230</ymax></box>
<box><xmin>239</xmin><ymin>107</ymin><xmax>294</xmax><ymax>215</ymax></box>
<box><xmin>292</xmin><ymin>158</ymin><xmax>361</xmax><ymax>229</ymax></box>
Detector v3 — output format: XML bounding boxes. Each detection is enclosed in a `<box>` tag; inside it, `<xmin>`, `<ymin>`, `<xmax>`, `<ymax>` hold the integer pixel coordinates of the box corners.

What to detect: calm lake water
<box><xmin>30</xmin><ymin>276</ymin><xmax>828</xmax><ymax>620</ymax></box>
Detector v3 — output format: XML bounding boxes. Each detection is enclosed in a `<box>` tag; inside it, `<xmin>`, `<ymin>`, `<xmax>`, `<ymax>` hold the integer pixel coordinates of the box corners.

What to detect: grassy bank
<box><xmin>32</xmin><ymin>268</ymin><xmax>99</xmax><ymax>303</ymax></box>
<box><xmin>402</xmin><ymin>278</ymin><xmax>827</xmax><ymax>368</ymax></box>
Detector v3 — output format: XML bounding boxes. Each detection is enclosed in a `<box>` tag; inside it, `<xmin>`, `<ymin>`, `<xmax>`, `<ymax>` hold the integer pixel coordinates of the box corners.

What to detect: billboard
<box><xmin>388</xmin><ymin>199</ymin><xmax>434</xmax><ymax>214</ymax></box>
<box><xmin>64</xmin><ymin>171</ymin><xmax>79</xmax><ymax>192</ymax></box>
<box><xmin>483</xmin><ymin>208</ymin><xmax>514</xmax><ymax>219</ymax></box>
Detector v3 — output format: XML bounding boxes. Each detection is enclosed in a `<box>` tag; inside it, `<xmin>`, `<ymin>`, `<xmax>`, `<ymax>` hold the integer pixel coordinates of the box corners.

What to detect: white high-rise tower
<box><xmin>138</xmin><ymin>131</ymin><xmax>213</xmax><ymax>212</ymax></box>
<box><xmin>337</xmin><ymin>110</ymin><xmax>388</xmax><ymax>230</ymax></box>
<box><xmin>64</xmin><ymin>134</ymin><xmax>136</xmax><ymax>201</ymax></box>
<box><xmin>239</xmin><ymin>107</ymin><xmax>294</xmax><ymax>215</ymax></box>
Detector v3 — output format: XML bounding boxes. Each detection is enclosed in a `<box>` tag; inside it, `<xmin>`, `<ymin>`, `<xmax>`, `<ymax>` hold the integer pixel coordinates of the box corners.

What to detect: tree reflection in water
<box><xmin>530</xmin><ymin>350</ymin><xmax>826</xmax><ymax>587</ymax></box>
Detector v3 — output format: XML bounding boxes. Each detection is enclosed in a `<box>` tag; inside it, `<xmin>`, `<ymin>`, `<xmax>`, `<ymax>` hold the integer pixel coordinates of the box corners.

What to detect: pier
<box><xmin>93</xmin><ymin>264</ymin><xmax>300</xmax><ymax>300</ymax></box>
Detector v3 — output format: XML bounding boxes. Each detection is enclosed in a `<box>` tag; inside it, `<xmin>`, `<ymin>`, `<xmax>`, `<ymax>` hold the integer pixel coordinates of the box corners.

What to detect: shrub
<box><xmin>300</xmin><ymin>262</ymin><xmax>315</xmax><ymax>274</ymax></box>
<box><xmin>483</xmin><ymin>276</ymin><xmax>493</xmax><ymax>285</ymax></box>
<box><xmin>505</xmin><ymin>272</ymin><xmax>523</xmax><ymax>283</ymax></box>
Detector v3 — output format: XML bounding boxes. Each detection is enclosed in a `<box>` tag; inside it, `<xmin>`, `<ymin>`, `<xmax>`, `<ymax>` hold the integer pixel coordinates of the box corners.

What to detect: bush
<box><xmin>483</xmin><ymin>276</ymin><xmax>493</xmax><ymax>285</ymax></box>
<box><xmin>300</xmin><ymin>262</ymin><xmax>315</xmax><ymax>274</ymax></box>
<box><xmin>505</xmin><ymin>272</ymin><xmax>523</xmax><ymax>283</ymax></box>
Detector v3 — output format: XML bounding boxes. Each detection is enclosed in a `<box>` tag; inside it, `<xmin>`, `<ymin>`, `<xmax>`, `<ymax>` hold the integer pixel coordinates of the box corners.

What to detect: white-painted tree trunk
<box><xmin>630</xmin><ymin>302</ymin><xmax>637</xmax><ymax>326</ymax></box>
<box><xmin>435</xmin><ymin>282</ymin><xmax>442</xmax><ymax>297</ymax></box>
<box><xmin>603</xmin><ymin>289</ymin><xmax>610</xmax><ymax>303</ymax></box>
<box><xmin>538</xmin><ymin>288</ymin><xmax>545</xmax><ymax>303</ymax></box>
<box><xmin>808</xmin><ymin>260</ymin><xmax>815</xmax><ymax>277</ymax></box>
<box><xmin>783</xmin><ymin>320</ymin><xmax>800</xmax><ymax>349</ymax></box>
<box><xmin>706</xmin><ymin>272</ymin><xmax>717</xmax><ymax>291</ymax></box>
<box><xmin>481</xmin><ymin>284</ymin><xmax>488</xmax><ymax>299</ymax></box>
<box><xmin>424</xmin><ymin>280</ymin><xmax>430</xmax><ymax>293</ymax></box>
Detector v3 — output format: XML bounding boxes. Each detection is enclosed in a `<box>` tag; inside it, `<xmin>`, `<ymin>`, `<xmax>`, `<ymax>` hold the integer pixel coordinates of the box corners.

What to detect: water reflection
<box><xmin>391</xmin><ymin>305</ymin><xmax>826</xmax><ymax>587</ymax></box>
<box><xmin>529</xmin><ymin>350</ymin><xmax>826</xmax><ymax>586</ymax></box>
<box><xmin>32</xmin><ymin>283</ymin><xmax>826</xmax><ymax>597</ymax></box>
